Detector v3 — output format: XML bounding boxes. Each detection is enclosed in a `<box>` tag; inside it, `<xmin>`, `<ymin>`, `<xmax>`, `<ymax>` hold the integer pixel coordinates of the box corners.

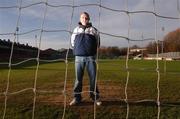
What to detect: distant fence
<box><xmin>147</xmin><ymin>52</ymin><xmax>180</xmax><ymax>60</ymax></box>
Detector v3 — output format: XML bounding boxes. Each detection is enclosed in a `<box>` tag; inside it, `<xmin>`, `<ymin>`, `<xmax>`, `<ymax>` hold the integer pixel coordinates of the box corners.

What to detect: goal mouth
<box><xmin>0</xmin><ymin>0</ymin><xmax>180</xmax><ymax>119</ymax></box>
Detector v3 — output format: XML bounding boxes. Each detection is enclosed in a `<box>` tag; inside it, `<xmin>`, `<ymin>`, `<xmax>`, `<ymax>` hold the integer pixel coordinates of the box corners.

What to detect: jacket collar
<box><xmin>78</xmin><ymin>22</ymin><xmax>92</xmax><ymax>30</ymax></box>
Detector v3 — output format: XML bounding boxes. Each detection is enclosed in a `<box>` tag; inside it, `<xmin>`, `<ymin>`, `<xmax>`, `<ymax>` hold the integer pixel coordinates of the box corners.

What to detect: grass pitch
<box><xmin>0</xmin><ymin>59</ymin><xmax>180</xmax><ymax>119</ymax></box>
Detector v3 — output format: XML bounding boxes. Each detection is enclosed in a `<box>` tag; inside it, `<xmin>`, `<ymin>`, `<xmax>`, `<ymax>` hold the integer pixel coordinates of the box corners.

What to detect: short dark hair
<box><xmin>80</xmin><ymin>12</ymin><xmax>90</xmax><ymax>20</ymax></box>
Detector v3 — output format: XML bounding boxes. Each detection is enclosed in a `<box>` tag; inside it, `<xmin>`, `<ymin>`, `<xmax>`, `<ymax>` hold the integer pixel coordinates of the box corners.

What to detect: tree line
<box><xmin>146</xmin><ymin>28</ymin><xmax>180</xmax><ymax>53</ymax></box>
<box><xmin>98</xmin><ymin>46</ymin><xmax>127</xmax><ymax>59</ymax></box>
<box><xmin>99</xmin><ymin>28</ymin><xmax>180</xmax><ymax>58</ymax></box>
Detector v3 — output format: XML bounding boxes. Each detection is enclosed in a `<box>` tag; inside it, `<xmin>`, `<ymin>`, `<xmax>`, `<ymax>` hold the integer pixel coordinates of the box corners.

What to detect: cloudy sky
<box><xmin>0</xmin><ymin>0</ymin><xmax>179</xmax><ymax>50</ymax></box>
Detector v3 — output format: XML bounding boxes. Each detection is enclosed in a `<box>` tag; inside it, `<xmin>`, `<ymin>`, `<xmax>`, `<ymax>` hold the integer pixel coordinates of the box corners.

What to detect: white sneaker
<box><xmin>95</xmin><ymin>100</ymin><xmax>102</xmax><ymax>106</ymax></box>
<box><xmin>69</xmin><ymin>99</ymin><xmax>80</xmax><ymax>106</ymax></box>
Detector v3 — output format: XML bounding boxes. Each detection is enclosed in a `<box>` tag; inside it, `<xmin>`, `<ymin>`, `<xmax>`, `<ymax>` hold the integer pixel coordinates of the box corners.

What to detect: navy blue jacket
<box><xmin>71</xmin><ymin>23</ymin><xmax>100</xmax><ymax>56</ymax></box>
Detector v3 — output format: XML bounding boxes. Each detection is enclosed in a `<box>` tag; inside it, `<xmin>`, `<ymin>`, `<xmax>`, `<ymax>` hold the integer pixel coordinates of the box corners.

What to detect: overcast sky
<box><xmin>0</xmin><ymin>0</ymin><xmax>179</xmax><ymax>50</ymax></box>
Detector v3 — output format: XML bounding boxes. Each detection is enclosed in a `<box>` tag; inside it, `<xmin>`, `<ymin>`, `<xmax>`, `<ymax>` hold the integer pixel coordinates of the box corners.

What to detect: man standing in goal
<box><xmin>70</xmin><ymin>12</ymin><xmax>101</xmax><ymax>106</ymax></box>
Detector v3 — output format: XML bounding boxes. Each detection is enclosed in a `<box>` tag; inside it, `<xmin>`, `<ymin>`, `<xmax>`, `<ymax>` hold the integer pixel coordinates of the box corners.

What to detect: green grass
<box><xmin>0</xmin><ymin>59</ymin><xmax>180</xmax><ymax>119</ymax></box>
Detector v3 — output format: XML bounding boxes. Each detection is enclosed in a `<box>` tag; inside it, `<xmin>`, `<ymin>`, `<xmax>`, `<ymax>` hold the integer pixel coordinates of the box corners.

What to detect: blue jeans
<box><xmin>73</xmin><ymin>56</ymin><xmax>99</xmax><ymax>102</ymax></box>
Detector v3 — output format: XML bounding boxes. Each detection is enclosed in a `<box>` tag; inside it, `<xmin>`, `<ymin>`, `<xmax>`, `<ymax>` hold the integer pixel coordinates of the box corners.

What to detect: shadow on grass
<box><xmin>0</xmin><ymin>59</ymin><xmax>65</xmax><ymax>69</ymax></box>
<box><xmin>103</xmin><ymin>100</ymin><xmax>180</xmax><ymax>107</ymax></box>
<box><xmin>69</xmin><ymin>100</ymin><xmax>180</xmax><ymax>107</ymax></box>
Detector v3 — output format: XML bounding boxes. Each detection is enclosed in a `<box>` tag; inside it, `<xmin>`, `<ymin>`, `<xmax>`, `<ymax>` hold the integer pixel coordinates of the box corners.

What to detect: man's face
<box><xmin>80</xmin><ymin>13</ymin><xmax>89</xmax><ymax>26</ymax></box>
